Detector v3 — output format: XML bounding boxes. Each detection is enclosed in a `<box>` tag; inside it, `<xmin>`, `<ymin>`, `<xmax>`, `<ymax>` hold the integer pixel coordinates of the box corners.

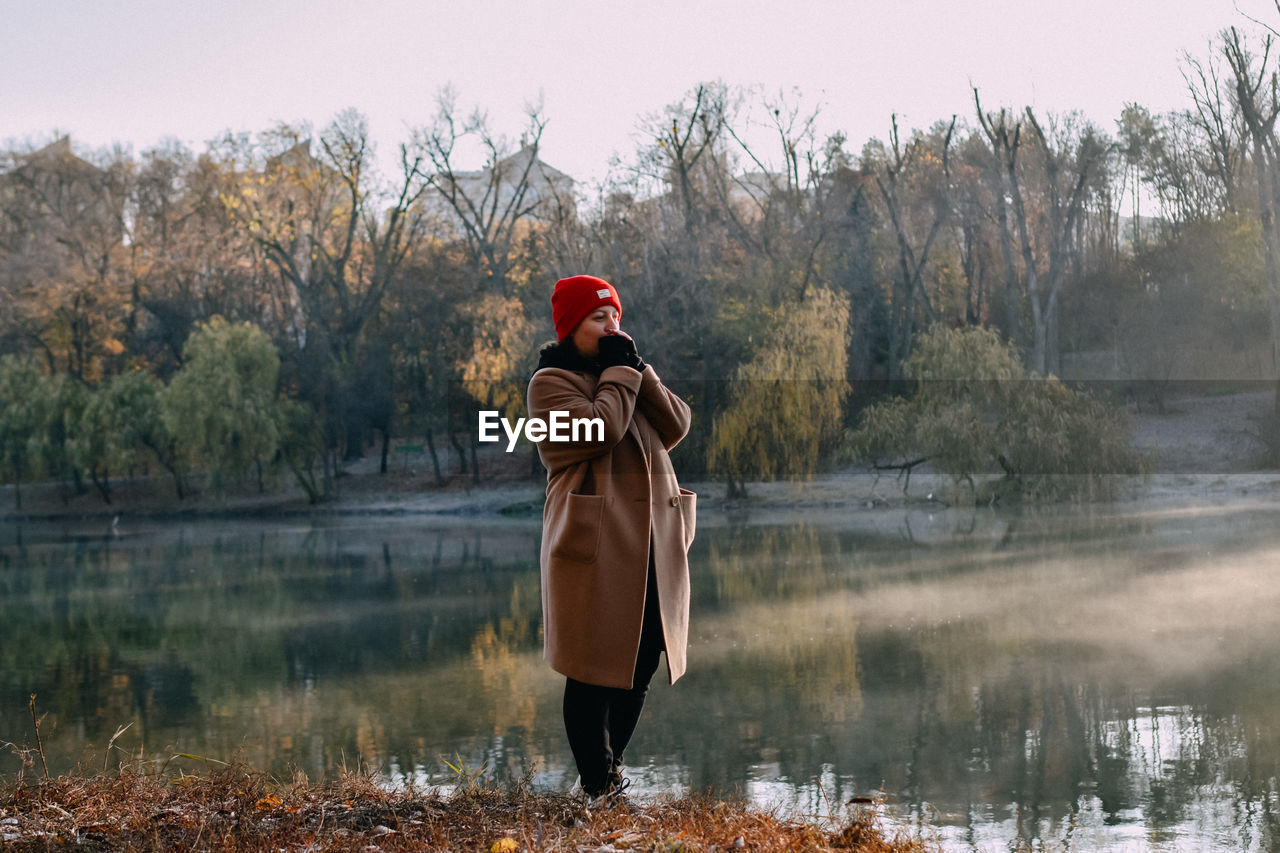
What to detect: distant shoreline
<box><xmin>3</xmin><ymin>389</ymin><xmax>1278</xmax><ymax>524</ymax></box>
<box><xmin>5</xmin><ymin>469</ymin><xmax>1280</xmax><ymax>529</ymax></box>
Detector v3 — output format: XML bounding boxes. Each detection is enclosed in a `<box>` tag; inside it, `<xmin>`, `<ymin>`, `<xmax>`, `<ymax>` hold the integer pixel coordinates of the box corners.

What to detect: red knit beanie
<box><xmin>551</xmin><ymin>275</ymin><xmax>622</xmax><ymax>341</ymax></box>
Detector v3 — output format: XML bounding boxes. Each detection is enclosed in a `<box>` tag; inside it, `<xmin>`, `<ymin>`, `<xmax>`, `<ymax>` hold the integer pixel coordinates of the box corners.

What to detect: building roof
<box><xmin>450</xmin><ymin>144</ymin><xmax>572</xmax><ymax>186</ymax></box>
<box><xmin>17</xmin><ymin>135</ymin><xmax>102</xmax><ymax>175</ymax></box>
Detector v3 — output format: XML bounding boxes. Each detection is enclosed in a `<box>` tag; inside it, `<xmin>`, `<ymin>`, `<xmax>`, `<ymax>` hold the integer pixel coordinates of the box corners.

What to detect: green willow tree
<box><xmin>708</xmin><ymin>286</ymin><xmax>851</xmax><ymax>498</ymax></box>
<box><xmin>71</xmin><ymin>377</ymin><xmax>126</xmax><ymax>503</ymax></box>
<box><xmin>107</xmin><ymin>370</ymin><xmax>188</xmax><ymax>499</ymax></box>
<box><xmin>71</xmin><ymin>370</ymin><xmax>190</xmax><ymax>503</ymax></box>
<box><xmin>0</xmin><ymin>356</ymin><xmax>45</xmax><ymax>509</ymax></box>
<box><xmin>164</xmin><ymin>317</ymin><xmax>282</xmax><ymax>491</ymax></box>
<box><xmin>34</xmin><ymin>372</ymin><xmax>89</xmax><ymax>502</ymax></box>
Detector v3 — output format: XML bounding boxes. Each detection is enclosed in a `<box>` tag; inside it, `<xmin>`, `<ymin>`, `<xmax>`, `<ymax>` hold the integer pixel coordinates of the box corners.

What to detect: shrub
<box><xmin>850</xmin><ymin>325</ymin><xmax>1144</xmax><ymax>501</ymax></box>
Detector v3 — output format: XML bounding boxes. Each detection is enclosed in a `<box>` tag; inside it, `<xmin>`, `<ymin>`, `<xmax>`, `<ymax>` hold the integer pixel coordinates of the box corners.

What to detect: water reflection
<box><xmin>3</xmin><ymin>505</ymin><xmax>1280</xmax><ymax>850</ymax></box>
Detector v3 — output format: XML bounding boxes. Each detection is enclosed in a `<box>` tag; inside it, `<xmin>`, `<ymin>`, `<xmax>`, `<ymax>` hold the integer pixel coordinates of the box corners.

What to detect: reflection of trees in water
<box><xmin>469</xmin><ymin>579</ymin><xmax>543</xmax><ymax>735</ymax></box>
<box><xmin>702</xmin><ymin>522</ymin><xmax>831</xmax><ymax>603</ymax></box>
<box><xmin>629</xmin><ymin>586</ymin><xmax>865</xmax><ymax>796</ymax></box>
<box><xmin>698</xmin><ymin>521</ymin><xmax>923</xmax><ymax>607</ymax></box>
<box><xmin>657</xmin><ymin>516</ymin><xmax>1280</xmax><ymax>848</ymax></box>
<box><xmin>696</xmin><ymin>512</ymin><xmax>1165</xmax><ymax>616</ymax></box>
<box><xmin>646</xmin><ymin>610</ymin><xmax>1280</xmax><ymax>848</ymax></box>
<box><xmin>0</xmin><ymin>521</ymin><xmax>544</xmax><ymax>776</ymax></box>
<box><xmin>0</xmin><ymin>536</ymin><xmax>205</xmax><ymax>760</ymax></box>
<box><xmin>873</xmin><ymin>621</ymin><xmax>1280</xmax><ymax>849</ymax></box>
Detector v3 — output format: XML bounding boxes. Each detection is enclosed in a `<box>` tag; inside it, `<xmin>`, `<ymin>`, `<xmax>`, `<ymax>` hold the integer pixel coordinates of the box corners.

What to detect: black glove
<box><xmin>597</xmin><ymin>333</ymin><xmax>647</xmax><ymax>372</ymax></box>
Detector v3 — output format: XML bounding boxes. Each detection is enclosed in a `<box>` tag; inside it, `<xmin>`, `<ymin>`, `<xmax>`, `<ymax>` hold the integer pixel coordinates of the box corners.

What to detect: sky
<box><xmin>3</xmin><ymin>0</ymin><xmax>1276</xmax><ymax>188</ymax></box>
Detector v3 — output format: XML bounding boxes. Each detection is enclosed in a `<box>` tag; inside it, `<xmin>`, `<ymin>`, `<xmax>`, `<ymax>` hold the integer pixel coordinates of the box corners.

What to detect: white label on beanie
<box><xmin>596</xmin><ymin>288</ymin><xmax>611</xmax><ymax>298</ymax></box>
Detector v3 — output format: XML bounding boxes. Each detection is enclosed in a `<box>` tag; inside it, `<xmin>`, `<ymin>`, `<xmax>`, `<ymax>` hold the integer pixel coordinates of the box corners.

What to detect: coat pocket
<box><xmin>677</xmin><ymin>488</ymin><xmax>697</xmax><ymax>552</ymax></box>
<box><xmin>551</xmin><ymin>492</ymin><xmax>604</xmax><ymax>563</ymax></box>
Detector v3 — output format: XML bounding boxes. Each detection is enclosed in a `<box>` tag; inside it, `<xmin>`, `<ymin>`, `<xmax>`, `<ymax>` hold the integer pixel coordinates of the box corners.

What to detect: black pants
<box><xmin>563</xmin><ymin>554</ymin><xmax>665</xmax><ymax>796</ymax></box>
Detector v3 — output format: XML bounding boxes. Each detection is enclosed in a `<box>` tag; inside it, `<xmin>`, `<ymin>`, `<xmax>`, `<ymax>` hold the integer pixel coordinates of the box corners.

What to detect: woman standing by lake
<box><xmin>526</xmin><ymin>274</ymin><xmax>696</xmax><ymax>804</ymax></box>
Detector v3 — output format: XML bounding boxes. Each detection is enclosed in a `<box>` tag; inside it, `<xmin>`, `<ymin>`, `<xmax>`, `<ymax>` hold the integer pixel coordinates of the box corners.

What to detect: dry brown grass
<box><xmin>0</xmin><ymin>762</ymin><xmax>935</xmax><ymax>852</ymax></box>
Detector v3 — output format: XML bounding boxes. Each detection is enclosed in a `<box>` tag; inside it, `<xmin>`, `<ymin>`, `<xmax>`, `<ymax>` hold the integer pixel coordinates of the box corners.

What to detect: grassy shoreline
<box><xmin>1</xmin><ymin>763</ymin><xmax>934</xmax><ymax>852</ymax></box>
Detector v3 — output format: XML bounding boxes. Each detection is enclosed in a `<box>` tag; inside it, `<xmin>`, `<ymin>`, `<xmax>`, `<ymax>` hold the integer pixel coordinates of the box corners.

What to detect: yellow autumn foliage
<box><xmin>708</xmin><ymin>286</ymin><xmax>850</xmax><ymax>486</ymax></box>
<box><xmin>460</xmin><ymin>293</ymin><xmax>536</xmax><ymax>417</ymax></box>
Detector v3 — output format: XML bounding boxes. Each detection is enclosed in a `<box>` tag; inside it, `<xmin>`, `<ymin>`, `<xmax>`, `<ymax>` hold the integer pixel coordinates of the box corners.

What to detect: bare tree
<box><xmin>419</xmin><ymin>89</ymin><xmax>560</xmax><ymax>295</ymax></box>
<box><xmin>221</xmin><ymin>109</ymin><xmax>436</xmax><ymax>490</ymax></box>
<box><xmin>974</xmin><ymin>91</ymin><xmax>1028</xmax><ymax>352</ymax></box>
<box><xmin>974</xmin><ymin>92</ymin><xmax>1109</xmax><ymax>376</ymax></box>
<box><xmin>1222</xmin><ymin>25</ymin><xmax>1280</xmax><ymax>417</ymax></box>
<box><xmin>864</xmin><ymin>115</ymin><xmax>955</xmax><ymax>378</ymax></box>
<box><xmin>631</xmin><ymin>83</ymin><xmax>730</xmax><ymax>243</ymax></box>
<box><xmin>1023</xmin><ymin>108</ymin><xmax>1110</xmax><ymax>376</ymax></box>
<box><xmin>1182</xmin><ymin>49</ymin><xmax>1247</xmax><ymax>215</ymax></box>
<box><xmin>949</xmin><ymin>132</ymin><xmax>1004</xmax><ymax>326</ymax></box>
<box><xmin>1149</xmin><ymin>108</ymin><xmax>1243</xmax><ymax>225</ymax></box>
<box><xmin>702</xmin><ymin>87</ymin><xmax>839</xmax><ymax>300</ymax></box>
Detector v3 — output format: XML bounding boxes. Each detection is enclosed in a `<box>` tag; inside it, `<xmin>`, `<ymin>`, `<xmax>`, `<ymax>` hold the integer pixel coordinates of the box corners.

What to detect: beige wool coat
<box><xmin>527</xmin><ymin>362</ymin><xmax>695</xmax><ymax>689</ymax></box>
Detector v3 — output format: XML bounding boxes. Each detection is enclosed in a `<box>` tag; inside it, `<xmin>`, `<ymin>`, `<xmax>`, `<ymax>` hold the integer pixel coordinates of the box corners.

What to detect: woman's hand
<box><xmin>597</xmin><ymin>331</ymin><xmax>646</xmax><ymax>372</ymax></box>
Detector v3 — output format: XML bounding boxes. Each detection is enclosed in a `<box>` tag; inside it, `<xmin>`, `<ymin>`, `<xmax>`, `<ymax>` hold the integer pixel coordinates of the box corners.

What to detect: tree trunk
<box><xmin>1224</xmin><ymin>30</ymin><xmax>1280</xmax><ymax>422</ymax></box>
<box><xmin>993</xmin><ymin>183</ymin><xmax>1021</xmax><ymax>347</ymax></box>
<box><xmin>1046</xmin><ymin>287</ymin><xmax>1062</xmax><ymax>377</ymax></box>
<box><xmin>425</xmin><ymin>427</ymin><xmax>444</xmax><ymax>486</ymax></box>
<box><xmin>1010</xmin><ymin>173</ymin><xmax>1043</xmax><ymax>374</ymax></box>
<box><xmin>725</xmin><ymin>475</ymin><xmax>748</xmax><ymax>500</ymax></box>
<box><xmin>449</xmin><ymin>424</ymin><xmax>467</xmax><ymax>475</ymax></box>
<box><xmin>898</xmin><ymin>250</ymin><xmax>917</xmax><ymax>374</ymax></box>
<box><xmin>91</xmin><ymin>467</ymin><xmax>112</xmax><ymax>505</ymax></box>
<box><xmin>285</xmin><ymin>454</ymin><xmax>321</xmax><ymax>504</ymax></box>
<box><xmin>962</xmin><ymin>224</ymin><xmax>980</xmax><ymax>324</ymax></box>
<box><xmin>1261</xmin><ymin>142</ymin><xmax>1280</xmax><ymax>422</ymax></box>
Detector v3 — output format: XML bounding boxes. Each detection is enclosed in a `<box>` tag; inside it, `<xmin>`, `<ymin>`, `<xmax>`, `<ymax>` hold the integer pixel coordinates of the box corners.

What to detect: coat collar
<box><xmin>534</xmin><ymin>341</ymin><xmax>603</xmax><ymax>377</ymax></box>
<box><xmin>532</xmin><ymin>342</ymin><xmax>651</xmax><ymax>469</ymax></box>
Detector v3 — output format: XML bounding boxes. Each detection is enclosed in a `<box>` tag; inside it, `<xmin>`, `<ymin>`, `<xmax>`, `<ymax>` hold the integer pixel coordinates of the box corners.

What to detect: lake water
<box><xmin>3</xmin><ymin>501</ymin><xmax>1280</xmax><ymax>851</ymax></box>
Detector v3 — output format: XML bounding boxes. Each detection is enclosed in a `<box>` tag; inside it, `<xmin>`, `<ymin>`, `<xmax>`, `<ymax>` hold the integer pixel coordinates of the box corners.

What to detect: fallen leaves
<box><xmin>0</xmin><ymin>767</ymin><xmax>932</xmax><ymax>852</ymax></box>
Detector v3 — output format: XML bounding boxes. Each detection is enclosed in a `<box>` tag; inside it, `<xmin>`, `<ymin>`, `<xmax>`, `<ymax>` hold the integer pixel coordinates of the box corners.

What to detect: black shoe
<box><xmin>599</xmin><ymin>764</ymin><xmax>632</xmax><ymax>807</ymax></box>
<box><xmin>572</xmin><ymin>774</ymin><xmax>626</xmax><ymax>809</ymax></box>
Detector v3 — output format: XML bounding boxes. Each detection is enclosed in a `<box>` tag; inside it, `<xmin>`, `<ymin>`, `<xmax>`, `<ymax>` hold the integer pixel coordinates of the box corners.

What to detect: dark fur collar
<box><xmin>535</xmin><ymin>341</ymin><xmax>603</xmax><ymax>376</ymax></box>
